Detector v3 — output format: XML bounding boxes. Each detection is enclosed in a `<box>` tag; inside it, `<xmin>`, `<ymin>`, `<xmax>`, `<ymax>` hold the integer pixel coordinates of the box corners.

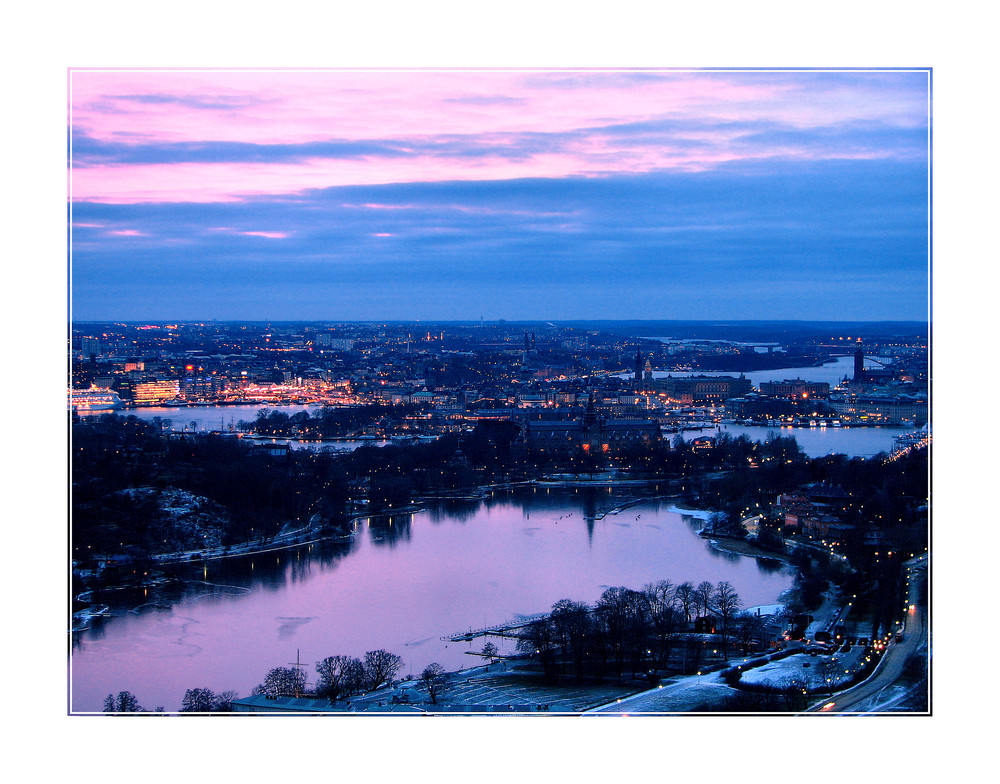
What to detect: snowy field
<box><xmin>738</xmin><ymin>649</ymin><xmax>869</xmax><ymax>691</ymax></box>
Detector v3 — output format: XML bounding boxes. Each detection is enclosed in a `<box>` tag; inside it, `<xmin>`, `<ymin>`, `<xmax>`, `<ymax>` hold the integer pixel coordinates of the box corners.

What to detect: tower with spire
<box><xmin>583</xmin><ymin>390</ymin><xmax>598</xmax><ymax>430</ymax></box>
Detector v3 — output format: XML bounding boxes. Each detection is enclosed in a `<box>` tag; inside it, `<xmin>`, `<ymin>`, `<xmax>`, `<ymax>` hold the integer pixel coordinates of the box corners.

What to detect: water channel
<box><xmin>69</xmin><ymin>487</ymin><xmax>794</xmax><ymax>712</ymax></box>
<box><xmin>80</xmin><ymin>356</ymin><xmax>917</xmax><ymax>459</ymax></box>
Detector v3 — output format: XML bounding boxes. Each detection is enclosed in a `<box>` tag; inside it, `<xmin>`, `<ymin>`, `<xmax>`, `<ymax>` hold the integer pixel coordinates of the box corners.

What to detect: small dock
<box><xmin>443</xmin><ymin>615</ymin><xmax>547</xmax><ymax>642</ymax></box>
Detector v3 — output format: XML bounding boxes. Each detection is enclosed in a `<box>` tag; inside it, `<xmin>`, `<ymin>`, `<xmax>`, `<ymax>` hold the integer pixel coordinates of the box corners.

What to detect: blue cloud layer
<box><xmin>71</xmin><ymin>158</ymin><xmax>928</xmax><ymax>321</ymax></box>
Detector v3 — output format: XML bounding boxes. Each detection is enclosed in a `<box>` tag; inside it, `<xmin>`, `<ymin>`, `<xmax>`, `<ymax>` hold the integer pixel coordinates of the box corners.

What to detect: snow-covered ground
<box><xmin>115</xmin><ymin>486</ymin><xmax>232</xmax><ymax>550</ymax></box>
<box><xmin>584</xmin><ymin>671</ymin><xmax>735</xmax><ymax>713</ymax></box>
<box><xmin>738</xmin><ymin>649</ymin><xmax>869</xmax><ymax>691</ymax></box>
<box><xmin>745</xmin><ymin>604</ymin><xmax>784</xmax><ymax>616</ymax></box>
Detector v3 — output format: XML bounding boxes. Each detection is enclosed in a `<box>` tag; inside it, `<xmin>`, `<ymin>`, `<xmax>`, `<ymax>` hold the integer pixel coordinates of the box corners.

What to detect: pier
<box><xmin>443</xmin><ymin>614</ymin><xmax>548</xmax><ymax>642</ymax></box>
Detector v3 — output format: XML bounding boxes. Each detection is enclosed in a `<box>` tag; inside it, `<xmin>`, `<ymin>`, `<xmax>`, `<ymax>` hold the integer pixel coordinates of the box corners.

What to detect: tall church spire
<box><xmin>584</xmin><ymin>390</ymin><xmax>597</xmax><ymax>429</ymax></box>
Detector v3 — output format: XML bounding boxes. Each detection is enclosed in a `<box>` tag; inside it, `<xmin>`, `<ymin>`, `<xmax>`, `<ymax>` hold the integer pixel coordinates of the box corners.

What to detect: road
<box><xmin>808</xmin><ymin>555</ymin><xmax>928</xmax><ymax>714</ymax></box>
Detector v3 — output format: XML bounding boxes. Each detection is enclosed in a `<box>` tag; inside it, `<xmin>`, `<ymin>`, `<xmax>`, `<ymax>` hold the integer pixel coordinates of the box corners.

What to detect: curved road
<box><xmin>808</xmin><ymin>555</ymin><xmax>928</xmax><ymax>714</ymax></box>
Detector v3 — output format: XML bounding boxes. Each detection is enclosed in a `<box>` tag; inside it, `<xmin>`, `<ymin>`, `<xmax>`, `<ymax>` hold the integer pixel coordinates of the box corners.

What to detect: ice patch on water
<box><xmin>276</xmin><ymin>616</ymin><xmax>315</xmax><ymax>638</ymax></box>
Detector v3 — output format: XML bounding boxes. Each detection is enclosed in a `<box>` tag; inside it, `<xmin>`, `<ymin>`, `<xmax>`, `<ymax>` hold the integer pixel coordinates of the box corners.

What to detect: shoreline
<box><xmin>700</xmin><ymin>533</ymin><xmax>794</xmax><ymax>564</ymax></box>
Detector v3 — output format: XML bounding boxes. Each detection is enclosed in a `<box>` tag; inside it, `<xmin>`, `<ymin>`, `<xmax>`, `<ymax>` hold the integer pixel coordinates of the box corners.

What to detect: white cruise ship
<box><xmin>70</xmin><ymin>387</ymin><xmax>125</xmax><ymax>411</ymax></box>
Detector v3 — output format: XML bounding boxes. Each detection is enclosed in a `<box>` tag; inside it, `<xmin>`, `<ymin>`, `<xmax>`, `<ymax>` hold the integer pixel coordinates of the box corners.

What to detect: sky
<box><xmin>69</xmin><ymin>69</ymin><xmax>930</xmax><ymax>322</ymax></box>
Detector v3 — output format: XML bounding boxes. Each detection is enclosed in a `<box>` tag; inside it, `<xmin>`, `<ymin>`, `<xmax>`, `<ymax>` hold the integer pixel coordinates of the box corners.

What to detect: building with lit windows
<box><xmin>650</xmin><ymin>375</ymin><xmax>752</xmax><ymax>404</ymax></box>
<box><xmin>132</xmin><ymin>379</ymin><xmax>180</xmax><ymax>405</ymax></box>
<box><xmin>759</xmin><ymin>379</ymin><xmax>830</xmax><ymax>399</ymax></box>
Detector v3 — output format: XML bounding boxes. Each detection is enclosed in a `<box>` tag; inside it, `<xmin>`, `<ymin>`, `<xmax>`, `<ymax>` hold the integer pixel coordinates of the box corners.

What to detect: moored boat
<box><xmin>70</xmin><ymin>387</ymin><xmax>124</xmax><ymax>412</ymax></box>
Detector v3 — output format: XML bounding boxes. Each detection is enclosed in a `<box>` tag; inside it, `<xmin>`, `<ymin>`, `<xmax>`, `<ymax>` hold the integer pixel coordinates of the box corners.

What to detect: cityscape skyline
<box><xmin>70</xmin><ymin>69</ymin><xmax>930</xmax><ymax>323</ymax></box>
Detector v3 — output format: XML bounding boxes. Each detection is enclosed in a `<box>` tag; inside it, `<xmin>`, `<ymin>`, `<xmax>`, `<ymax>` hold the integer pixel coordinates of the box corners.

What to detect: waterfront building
<box><xmin>774</xmin><ymin>493</ymin><xmax>812</xmax><ymax>530</ymax></box>
<box><xmin>250</xmin><ymin>442</ymin><xmax>291</xmax><ymax>459</ymax></box>
<box><xmin>828</xmin><ymin>393</ymin><xmax>928</xmax><ymax>425</ymax></box>
<box><xmin>799</xmin><ymin>514</ymin><xmax>852</xmax><ymax>540</ymax></box>
<box><xmin>650</xmin><ymin>375</ymin><xmax>752</xmax><ymax>404</ymax></box>
<box><xmin>759</xmin><ymin>379</ymin><xmax>831</xmax><ymax>399</ymax></box>
<box><xmin>800</xmin><ymin>483</ymin><xmax>852</xmax><ymax>514</ymax></box>
<box><xmin>690</xmin><ymin>436</ymin><xmax>714</xmax><ymax>452</ymax></box>
<box><xmin>180</xmin><ymin>375</ymin><xmax>217</xmax><ymax>400</ymax></box>
<box><xmin>133</xmin><ymin>379</ymin><xmax>180</xmax><ymax>405</ymax></box>
<box><xmin>852</xmin><ymin>339</ymin><xmax>897</xmax><ymax>386</ymax></box>
<box><xmin>725</xmin><ymin>395</ymin><xmax>799</xmax><ymax>419</ymax></box>
<box><xmin>524</xmin><ymin>394</ymin><xmax>661</xmax><ymax>453</ymax></box>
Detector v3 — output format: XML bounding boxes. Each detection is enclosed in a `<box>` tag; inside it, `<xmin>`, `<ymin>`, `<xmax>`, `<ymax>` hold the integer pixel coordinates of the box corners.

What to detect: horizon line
<box><xmin>70</xmin><ymin>317</ymin><xmax>931</xmax><ymax>325</ymax></box>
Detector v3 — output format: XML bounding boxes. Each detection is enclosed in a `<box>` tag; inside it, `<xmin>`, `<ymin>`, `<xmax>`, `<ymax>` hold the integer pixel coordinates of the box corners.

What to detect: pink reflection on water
<box><xmin>70</xmin><ymin>492</ymin><xmax>792</xmax><ymax>712</ymax></box>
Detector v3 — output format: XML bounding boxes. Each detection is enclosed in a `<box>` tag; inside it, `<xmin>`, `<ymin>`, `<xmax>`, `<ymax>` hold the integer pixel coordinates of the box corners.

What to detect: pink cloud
<box><xmin>70</xmin><ymin>70</ymin><xmax>925</xmax><ymax>147</ymax></box>
<box><xmin>206</xmin><ymin>226</ymin><xmax>288</xmax><ymax>238</ymax></box>
<box><xmin>71</xmin><ymin>142</ymin><xmax>889</xmax><ymax>204</ymax></box>
<box><xmin>69</xmin><ymin>70</ymin><xmax>926</xmax><ymax>204</ymax></box>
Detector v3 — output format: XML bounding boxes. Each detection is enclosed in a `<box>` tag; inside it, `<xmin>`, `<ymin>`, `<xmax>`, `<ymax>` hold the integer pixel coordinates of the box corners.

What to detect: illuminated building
<box><xmin>828</xmin><ymin>393</ymin><xmax>927</xmax><ymax>425</ymax></box>
<box><xmin>650</xmin><ymin>375</ymin><xmax>752</xmax><ymax>404</ymax></box>
<box><xmin>759</xmin><ymin>379</ymin><xmax>830</xmax><ymax>399</ymax></box>
<box><xmin>133</xmin><ymin>379</ymin><xmax>180</xmax><ymax>405</ymax></box>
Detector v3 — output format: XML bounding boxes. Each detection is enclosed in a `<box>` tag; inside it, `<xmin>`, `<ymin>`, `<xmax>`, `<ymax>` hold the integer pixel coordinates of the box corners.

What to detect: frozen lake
<box><xmin>69</xmin><ymin>487</ymin><xmax>793</xmax><ymax>712</ymax></box>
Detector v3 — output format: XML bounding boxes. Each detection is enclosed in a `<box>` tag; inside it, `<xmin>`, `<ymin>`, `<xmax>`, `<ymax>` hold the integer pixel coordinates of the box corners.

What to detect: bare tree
<box><xmin>178</xmin><ymin>687</ymin><xmax>238</xmax><ymax>713</ymax></box>
<box><xmin>596</xmin><ymin>586</ymin><xmax>649</xmax><ymax>680</ymax></box>
<box><xmin>696</xmin><ymin>581</ymin><xmax>715</xmax><ymax>619</ymax></box>
<box><xmin>180</xmin><ymin>688</ymin><xmax>217</xmax><ymax>712</ymax></box>
<box><xmin>675</xmin><ymin>582</ymin><xmax>696</xmax><ymax>624</ymax></box>
<box><xmin>315</xmin><ymin>655</ymin><xmax>365</xmax><ymax>701</ymax></box>
<box><xmin>214</xmin><ymin>690</ymin><xmax>239</xmax><ymax>712</ymax></box>
<box><xmin>517</xmin><ymin>617</ymin><xmax>558</xmax><ymax>682</ymax></box>
<box><xmin>419</xmin><ymin>662</ymin><xmax>449</xmax><ymax>704</ymax></box>
<box><xmin>550</xmin><ymin>598</ymin><xmax>593</xmax><ymax>683</ymax></box>
<box><xmin>103</xmin><ymin>691</ymin><xmax>143</xmax><ymax>713</ymax></box>
<box><xmin>713</xmin><ymin>581</ymin><xmax>741</xmax><ymax>660</ymax></box>
<box><xmin>362</xmin><ymin>649</ymin><xmax>404</xmax><ymax>691</ymax></box>
<box><xmin>252</xmin><ymin>666</ymin><xmax>306</xmax><ymax>698</ymax></box>
<box><xmin>642</xmin><ymin>580</ymin><xmax>679</xmax><ymax>668</ymax></box>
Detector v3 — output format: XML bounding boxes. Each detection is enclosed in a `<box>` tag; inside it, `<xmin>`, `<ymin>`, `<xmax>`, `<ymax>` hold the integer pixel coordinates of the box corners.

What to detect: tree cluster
<box><xmin>72</xmin><ymin>414</ymin><xmax>353</xmax><ymax>559</ymax></box>
<box><xmin>179</xmin><ymin>687</ymin><xmax>239</xmax><ymax>712</ymax></box>
<box><xmin>292</xmin><ymin>648</ymin><xmax>403</xmax><ymax>700</ymax></box>
<box><xmin>250</xmin><ymin>404</ymin><xmax>425</xmax><ymax>439</ymax></box>
<box><xmin>516</xmin><ymin>579</ymin><xmax>743</xmax><ymax>684</ymax></box>
<box><xmin>101</xmin><ymin>690</ymin><xmax>164</xmax><ymax>713</ymax></box>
